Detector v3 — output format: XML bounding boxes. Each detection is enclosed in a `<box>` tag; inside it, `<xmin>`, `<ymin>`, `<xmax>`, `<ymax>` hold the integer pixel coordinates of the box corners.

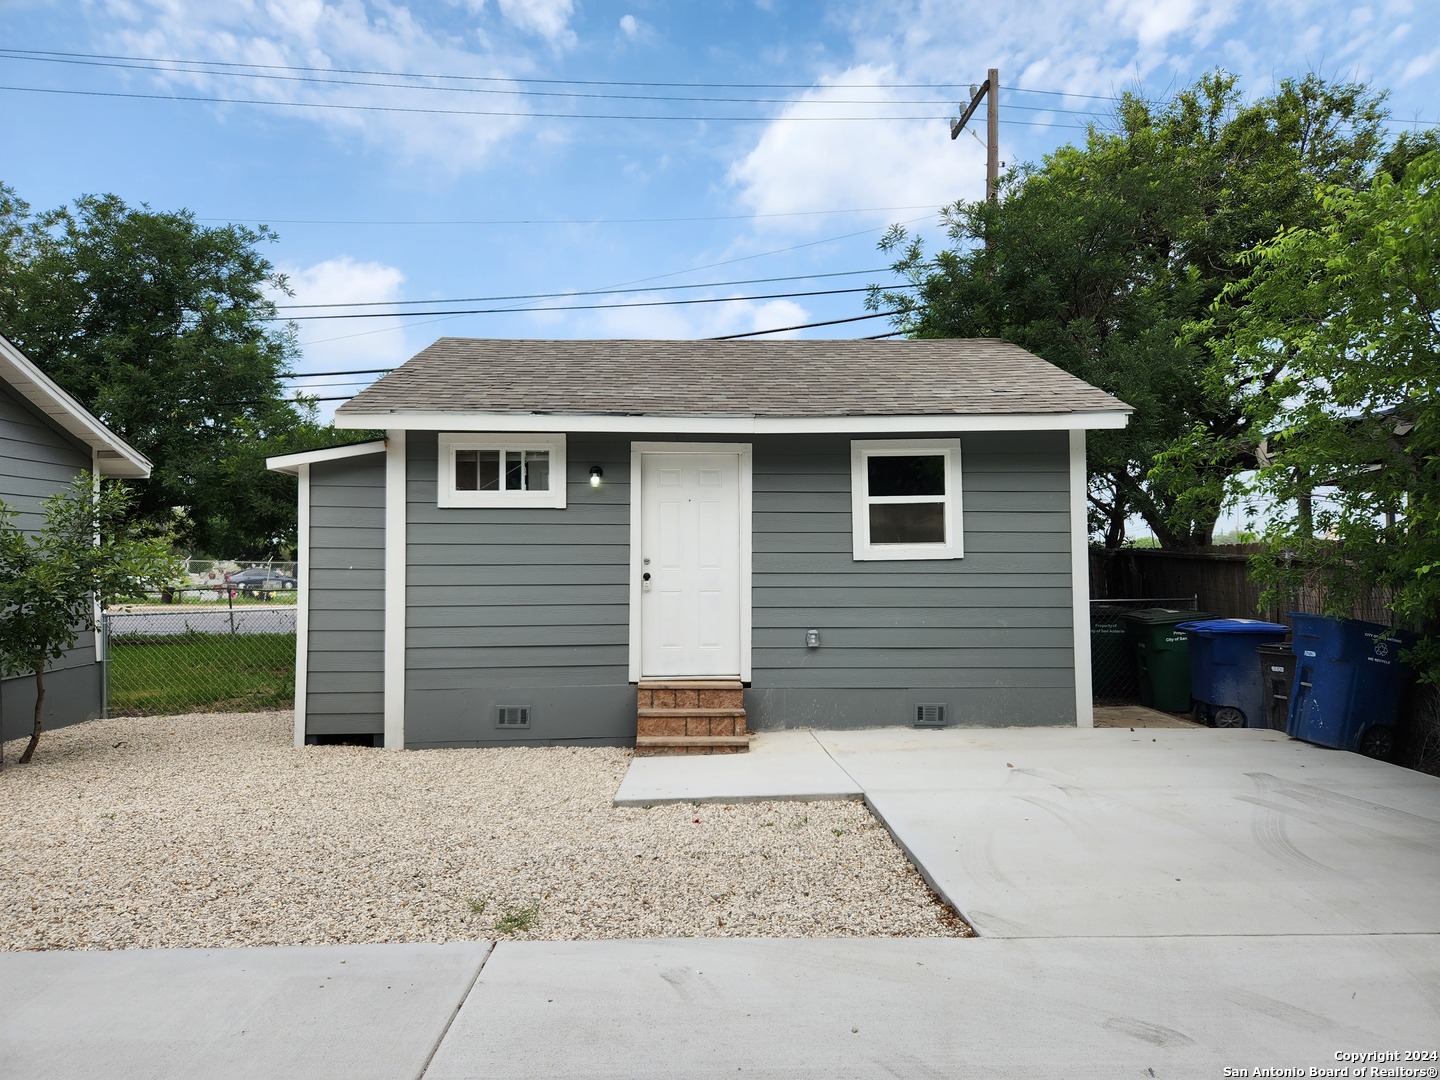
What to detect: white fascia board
<box><xmin>267</xmin><ymin>440</ymin><xmax>388</xmax><ymax>474</ymax></box>
<box><xmin>0</xmin><ymin>336</ymin><xmax>152</xmax><ymax>478</ymax></box>
<box><xmin>333</xmin><ymin>409</ymin><xmax>1132</xmax><ymax>435</ymax></box>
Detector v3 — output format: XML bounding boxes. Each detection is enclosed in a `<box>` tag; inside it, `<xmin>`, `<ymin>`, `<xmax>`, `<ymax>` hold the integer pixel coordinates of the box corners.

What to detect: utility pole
<box><xmin>950</xmin><ymin>67</ymin><xmax>1000</xmax><ymax>204</ymax></box>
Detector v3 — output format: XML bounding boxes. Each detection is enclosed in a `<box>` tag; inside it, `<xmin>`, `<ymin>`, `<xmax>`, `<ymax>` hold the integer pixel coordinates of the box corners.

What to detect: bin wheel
<box><xmin>1359</xmin><ymin>725</ymin><xmax>1396</xmax><ymax>762</ymax></box>
<box><xmin>1213</xmin><ymin>707</ymin><xmax>1245</xmax><ymax>728</ymax></box>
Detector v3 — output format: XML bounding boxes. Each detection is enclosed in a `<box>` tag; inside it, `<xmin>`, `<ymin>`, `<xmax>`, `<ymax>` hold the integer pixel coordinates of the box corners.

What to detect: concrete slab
<box><xmin>614</xmin><ymin>729</ymin><xmax>860</xmax><ymax>805</ymax></box>
<box><xmin>423</xmin><ymin>936</ymin><xmax>1440</xmax><ymax>1079</ymax></box>
<box><xmin>810</xmin><ymin>728</ymin><xmax>1440</xmax><ymax>938</ymax></box>
<box><xmin>0</xmin><ymin>942</ymin><xmax>490</xmax><ymax>1080</ymax></box>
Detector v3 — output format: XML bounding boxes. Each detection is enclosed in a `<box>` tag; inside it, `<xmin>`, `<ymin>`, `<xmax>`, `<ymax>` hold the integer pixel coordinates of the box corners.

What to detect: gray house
<box><xmin>268</xmin><ymin>338</ymin><xmax>1130</xmax><ymax>751</ymax></box>
<box><xmin>1</xmin><ymin>335</ymin><xmax>152</xmax><ymax>742</ymax></box>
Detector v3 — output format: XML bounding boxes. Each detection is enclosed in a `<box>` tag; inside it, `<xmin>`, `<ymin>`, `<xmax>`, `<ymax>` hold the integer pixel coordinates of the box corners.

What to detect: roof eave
<box><xmin>0</xmin><ymin>336</ymin><xmax>152</xmax><ymax>478</ymax></box>
<box><xmin>266</xmin><ymin>439</ymin><xmax>389</xmax><ymax>474</ymax></box>
<box><xmin>332</xmin><ymin>409</ymin><xmax>1131</xmax><ymax>434</ymax></box>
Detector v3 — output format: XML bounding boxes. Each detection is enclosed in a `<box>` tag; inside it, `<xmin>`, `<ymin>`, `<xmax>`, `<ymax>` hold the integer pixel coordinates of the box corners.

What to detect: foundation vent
<box><xmin>914</xmin><ymin>703</ymin><xmax>947</xmax><ymax>728</ymax></box>
<box><xmin>496</xmin><ymin>706</ymin><xmax>531</xmax><ymax>729</ymax></box>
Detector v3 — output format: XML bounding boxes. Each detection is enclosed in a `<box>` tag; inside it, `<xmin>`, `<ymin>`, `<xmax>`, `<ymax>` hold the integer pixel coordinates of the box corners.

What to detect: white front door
<box><xmin>638</xmin><ymin>450</ymin><xmax>743</xmax><ymax>678</ymax></box>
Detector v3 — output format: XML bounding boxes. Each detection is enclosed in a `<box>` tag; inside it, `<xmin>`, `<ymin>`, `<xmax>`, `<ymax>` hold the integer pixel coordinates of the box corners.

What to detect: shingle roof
<box><xmin>337</xmin><ymin>338</ymin><xmax>1130</xmax><ymax>419</ymax></box>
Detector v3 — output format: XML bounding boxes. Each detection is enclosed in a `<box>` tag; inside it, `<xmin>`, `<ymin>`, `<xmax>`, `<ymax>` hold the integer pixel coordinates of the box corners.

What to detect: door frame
<box><xmin>628</xmin><ymin>441</ymin><xmax>753</xmax><ymax>683</ymax></box>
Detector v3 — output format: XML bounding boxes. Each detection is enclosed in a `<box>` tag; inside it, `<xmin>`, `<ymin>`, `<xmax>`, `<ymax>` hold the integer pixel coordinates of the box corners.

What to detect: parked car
<box><xmin>225</xmin><ymin>567</ymin><xmax>298</xmax><ymax>592</ymax></box>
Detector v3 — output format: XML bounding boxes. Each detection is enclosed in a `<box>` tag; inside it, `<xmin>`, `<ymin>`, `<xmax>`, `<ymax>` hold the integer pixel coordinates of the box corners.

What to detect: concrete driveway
<box><xmin>5</xmin><ymin>726</ymin><xmax>1439</xmax><ymax>1078</ymax></box>
<box><xmin>617</xmin><ymin>726</ymin><xmax>1440</xmax><ymax>938</ymax></box>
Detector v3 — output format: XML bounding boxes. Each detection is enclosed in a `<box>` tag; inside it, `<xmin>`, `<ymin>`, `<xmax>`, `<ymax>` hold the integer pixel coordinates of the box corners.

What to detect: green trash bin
<box><xmin>1120</xmin><ymin>608</ymin><xmax>1215</xmax><ymax>713</ymax></box>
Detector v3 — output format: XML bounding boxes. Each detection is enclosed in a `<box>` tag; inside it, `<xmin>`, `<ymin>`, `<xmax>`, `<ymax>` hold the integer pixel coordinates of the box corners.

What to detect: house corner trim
<box><xmin>384</xmin><ymin>431</ymin><xmax>407</xmax><ymax>749</ymax></box>
<box><xmin>1069</xmin><ymin>429</ymin><xmax>1094</xmax><ymax>728</ymax></box>
<box><xmin>293</xmin><ymin>464</ymin><xmax>311</xmax><ymax>747</ymax></box>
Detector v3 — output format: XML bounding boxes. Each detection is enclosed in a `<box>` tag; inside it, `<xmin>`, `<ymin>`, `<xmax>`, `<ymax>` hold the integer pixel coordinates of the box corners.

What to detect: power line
<box><xmin>280</xmin><ymin>368</ymin><xmax>393</xmax><ymax>379</ymax></box>
<box><xmin>203</xmin><ymin>207</ymin><xmax>940</xmax><ymax>228</ymax></box>
<box><xmin>0</xmin><ymin>52</ymin><xmax>955</xmax><ymax>106</ymax></box>
<box><xmin>710</xmin><ymin>310</ymin><xmax>900</xmax><ymax>339</ymax></box>
<box><xmin>267</xmin><ymin>284</ymin><xmax>914</xmax><ymax>321</ymax></box>
<box><xmin>293</xmin><ymin>216</ymin><xmax>941</xmax><ymax>350</ymax></box>
<box><xmin>274</xmin><ymin>268</ymin><xmax>898</xmax><ymax>310</ymax></box>
<box><xmin>0</xmin><ymin>51</ymin><xmax>1116</xmax><ymax>118</ymax></box>
<box><xmin>5</xmin><ymin>50</ymin><xmax>1433</xmax><ymax>127</ymax></box>
<box><xmin>0</xmin><ymin>48</ymin><xmax>973</xmax><ymax>90</ymax></box>
<box><xmin>0</xmin><ymin>83</ymin><xmax>1091</xmax><ymax>126</ymax></box>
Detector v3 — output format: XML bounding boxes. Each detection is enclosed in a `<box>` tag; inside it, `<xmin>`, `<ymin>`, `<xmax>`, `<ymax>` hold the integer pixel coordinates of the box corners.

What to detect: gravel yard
<box><xmin>0</xmin><ymin>712</ymin><xmax>971</xmax><ymax>950</ymax></box>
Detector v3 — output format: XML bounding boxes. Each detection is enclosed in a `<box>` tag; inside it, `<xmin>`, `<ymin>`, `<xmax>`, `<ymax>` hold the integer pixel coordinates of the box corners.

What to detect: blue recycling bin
<box><xmin>1177</xmin><ymin>619</ymin><xmax>1290</xmax><ymax>728</ymax></box>
<box><xmin>1287</xmin><ymin>613</ymin><xmax>1416</xmax><ymax>759</ymax></box>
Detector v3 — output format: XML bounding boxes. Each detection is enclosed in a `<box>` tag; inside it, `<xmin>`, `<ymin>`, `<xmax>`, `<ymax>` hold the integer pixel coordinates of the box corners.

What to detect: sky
<box><xmin>2</xmin><ymin>0</ymin><xmax>1439</xmax><ymax>419</ymax></box>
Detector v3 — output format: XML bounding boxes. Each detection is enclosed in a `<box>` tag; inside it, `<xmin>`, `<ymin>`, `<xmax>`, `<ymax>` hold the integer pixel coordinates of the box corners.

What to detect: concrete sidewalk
<box><xmin>6</xmin><ymin>936</ymin><xmax>1437</xmax><ymax>1078</ymax></box>
<box><xmin>5</xmin><ymin>726</ymin><xmax>1439</xmax><ymax>1078</ymax></box>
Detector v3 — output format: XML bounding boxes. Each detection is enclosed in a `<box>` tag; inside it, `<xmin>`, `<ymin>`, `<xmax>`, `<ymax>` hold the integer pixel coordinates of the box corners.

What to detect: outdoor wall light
<box><xmin>589</xmin><ymin>466</ymin><xmax>604</xmax><ymax>487</ymax></box>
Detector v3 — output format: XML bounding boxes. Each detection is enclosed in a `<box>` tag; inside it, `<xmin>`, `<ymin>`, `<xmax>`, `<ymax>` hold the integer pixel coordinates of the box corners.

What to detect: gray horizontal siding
<box><xmin>1</xmin><ymin>384</ymin><xmax>91</xmax><ymax>532</ymax></box>
<box><xmin>748</xmin><ymin>431</ymin><xmax>1076</xmax><ymax>729</ymax></box>
<box><xmin>403</xmin><ymin>433</ymin><xmax>633</xmax><ymax>744</ymax></box>
<box><xmin>304</xmin><ymin>453</ymin><xmax>386</xmax><ymax>732</ymax></box>
<box><xmin>1</xmin><ymin>382</ymin><xmax>101</xmax><ymax>740</ymax></box>
<box><xmin>392</xmin><ymin>428</ymin><xmax>1078</xmax><ymax>742</ymax></box>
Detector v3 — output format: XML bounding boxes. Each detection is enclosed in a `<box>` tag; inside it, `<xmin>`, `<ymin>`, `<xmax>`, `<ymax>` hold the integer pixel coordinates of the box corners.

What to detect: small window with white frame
<box><xmin>438</xmin><ymin>433</ymin><xmax>567</xmax><ymax>508</ymax></box>
<box><xmin>850</xmin><ymin>439</ymin><xmax>962</xmax><ymax>560</ymax></box>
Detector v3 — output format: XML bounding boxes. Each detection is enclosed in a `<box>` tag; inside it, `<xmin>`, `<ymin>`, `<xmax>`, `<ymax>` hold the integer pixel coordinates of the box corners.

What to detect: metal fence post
<box><xmin>101</xmin><ymin>611</ymin><xmax>110</xmax><ymax>719</ymax></box>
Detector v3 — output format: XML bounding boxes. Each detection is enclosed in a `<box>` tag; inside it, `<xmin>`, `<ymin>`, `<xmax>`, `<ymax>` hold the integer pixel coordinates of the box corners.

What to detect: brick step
<box><xmin>637</xmin><ymin>687</ymin><xmax>744</xmax><ymax>709</ymax></box>
<box><xmin>638</xmin><ymin>713</ymin><xmax>748</xmax><ymax>738</ymax></box>
<box><xmin>634</xmin><ymin>734</ymin><xmax>751</xmax><ymax>757</ymax></box>
<box><xmin>637</xmin><ymin>708</ymin><xmax>745</xmax><ymax>717</ymax></box>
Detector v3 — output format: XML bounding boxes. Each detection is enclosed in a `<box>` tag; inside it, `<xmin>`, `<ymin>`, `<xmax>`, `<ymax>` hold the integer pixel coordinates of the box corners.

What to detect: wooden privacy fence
<box><xmin>1088</xmin><ymin>545</ymin><xmax>1400</xmax><ymax>627</ymax></box>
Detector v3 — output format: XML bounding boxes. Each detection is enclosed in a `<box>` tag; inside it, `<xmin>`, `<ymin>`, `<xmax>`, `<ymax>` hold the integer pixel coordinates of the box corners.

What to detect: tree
<box><xmin>0</xmin><ymin>188</ymin><xmax>341</xmax><ymax>557</ymax></box>
<box><xmin>871</xmin><ymin>72</ymin><xmax>1388</xmax><ymax>549</ymax></box>
<box><xmin>0</xmin><ymin>476</ymin><xmax>178</xmax><ymax>764</ymax></box>
<box><xmin>1216</xmin><ymin>150</ymin><xmax>1440</xmax><ymax>678</ymax></box>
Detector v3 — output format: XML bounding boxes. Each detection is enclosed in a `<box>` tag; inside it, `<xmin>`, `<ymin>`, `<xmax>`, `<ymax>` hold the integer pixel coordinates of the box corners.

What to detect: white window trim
<box><xmin>437</xmin><ymin>433</ymin><xmax>567</xmax><ymax>508</ymax></box>
<box><xmin>850</xmin><ymin>439</ymin><xmax>963</xmax><ymax>561</ymax></box>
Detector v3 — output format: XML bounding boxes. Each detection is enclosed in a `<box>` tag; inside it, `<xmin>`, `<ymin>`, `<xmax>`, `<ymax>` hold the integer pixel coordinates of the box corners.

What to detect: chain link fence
<box><xmin>1090</xmin><ymin>596</ymin><xmax>1200</xmax><ymax>705</ymax></box>
<box><xmin>103</xmin><ymin>591</ymin><xmax>297</xmax><ymax>716</ymax></box>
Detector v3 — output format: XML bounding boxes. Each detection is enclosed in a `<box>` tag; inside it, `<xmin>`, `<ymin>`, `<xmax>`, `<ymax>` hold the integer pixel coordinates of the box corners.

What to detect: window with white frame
<box><xmin>438</xmin><ymin>433</ymin><xmax>567</xmax><ymax>508</ymax></box>
<box><xmin>850</xmin><ymin>439</ymin><xmax>963</xmax><ymax>560</ymax></box>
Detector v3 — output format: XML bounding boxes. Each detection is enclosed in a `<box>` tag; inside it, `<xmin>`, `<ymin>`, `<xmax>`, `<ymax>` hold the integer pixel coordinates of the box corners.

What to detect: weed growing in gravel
<box><xmin>832</xmin><ymin>828</ymin><xmax>845</xmax><ymax>837</ymax></box>
<box><xmin>494</xmin><ymin>902</ymin><xmax>539</xmax><ymax>934</ymax></box>
<box><xmin>461</xmin><ymin>895</ymin><xmax>491</xmax><ymax>918</ymax></box>
<box><xmin>791</xmin><ymin>813</ymin><xmax>809</xmax><ymax>829</ymax></box>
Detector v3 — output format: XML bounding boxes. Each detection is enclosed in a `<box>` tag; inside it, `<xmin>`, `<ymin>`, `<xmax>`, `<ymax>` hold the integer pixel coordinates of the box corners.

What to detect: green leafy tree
<box><xmin>0</xmin><ymin>476</ymin><xmax>179</xmax><ymax>765</ymax></box>
<box><xmin>1216</xmin><ymin>150</ymin><xmax>1440</xmax><ymax>678</ymax></box>
<box><xmin>871</xmin><ymin>72</ymin><xmax>1388</xmax><ymax>549</ymax></box>
<box><xmin>0</xmin><ymin>188</ymin><xmax>343</xmax><ymax>556</ymax></box>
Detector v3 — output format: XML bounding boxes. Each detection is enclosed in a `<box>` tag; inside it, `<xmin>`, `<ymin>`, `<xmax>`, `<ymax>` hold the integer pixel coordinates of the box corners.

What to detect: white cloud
<box><xmin>525</xmin><ymin>293</ymin><xmax>811</xmax><ymax>339</ymax></box>
<box><xmin>619</xmin><ymin>14</ymin><xmax>639</xmax><ymax>38</ymax></box>
<box><xmin>84</xmin><ymin>0</ymin><xmax>558</xmax><ymax>173</ymax></box>
<box><xmin>276</xmin><ymin>257</ymin><xmax>417</xmax><ymax>417</ymax></box>
<box><xmin>727</xmin><ymin>64</ymin><xmax>977</xmax><ymax>232</ymax></box>
<box><xmin>496</xmin><ymin>0</ymin><xmax>575</xmax><ymax>45</ymax></box>
<box><xmin>1101</xmin><ymin>0</ymin><xmax>1239</xmax><ymax>49</ymax></box>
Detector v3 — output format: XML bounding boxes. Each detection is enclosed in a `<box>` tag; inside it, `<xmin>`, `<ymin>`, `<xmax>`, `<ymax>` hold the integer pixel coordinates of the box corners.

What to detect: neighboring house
<box><xmin>268</xmin><ymin>338</ymin><xmax>1130</xmax><ymax>751</ymax></box>
<box><xmin>0</xmin><ymin>335</ymin><xmax>151</xmax><ymax>742</ymax></box>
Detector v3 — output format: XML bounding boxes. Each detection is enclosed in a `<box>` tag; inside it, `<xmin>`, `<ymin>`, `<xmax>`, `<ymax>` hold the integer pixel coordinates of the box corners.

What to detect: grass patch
<box><xmin>494</xmin><ymin>902</ymin><xmax>539</xmax><ymax>935</ymax></box>
<box><xmin>107</xmin><ymin>631</ymin><xmax>296</xmax><ymax>716</ymax></box>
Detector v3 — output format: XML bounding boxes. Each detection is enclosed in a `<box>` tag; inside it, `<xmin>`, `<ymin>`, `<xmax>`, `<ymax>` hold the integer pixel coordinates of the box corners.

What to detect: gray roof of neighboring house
<box><xmin>337</xmin><ymin>338</ymin><xmax>1131</xmax><ymax>419</ymax></box>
